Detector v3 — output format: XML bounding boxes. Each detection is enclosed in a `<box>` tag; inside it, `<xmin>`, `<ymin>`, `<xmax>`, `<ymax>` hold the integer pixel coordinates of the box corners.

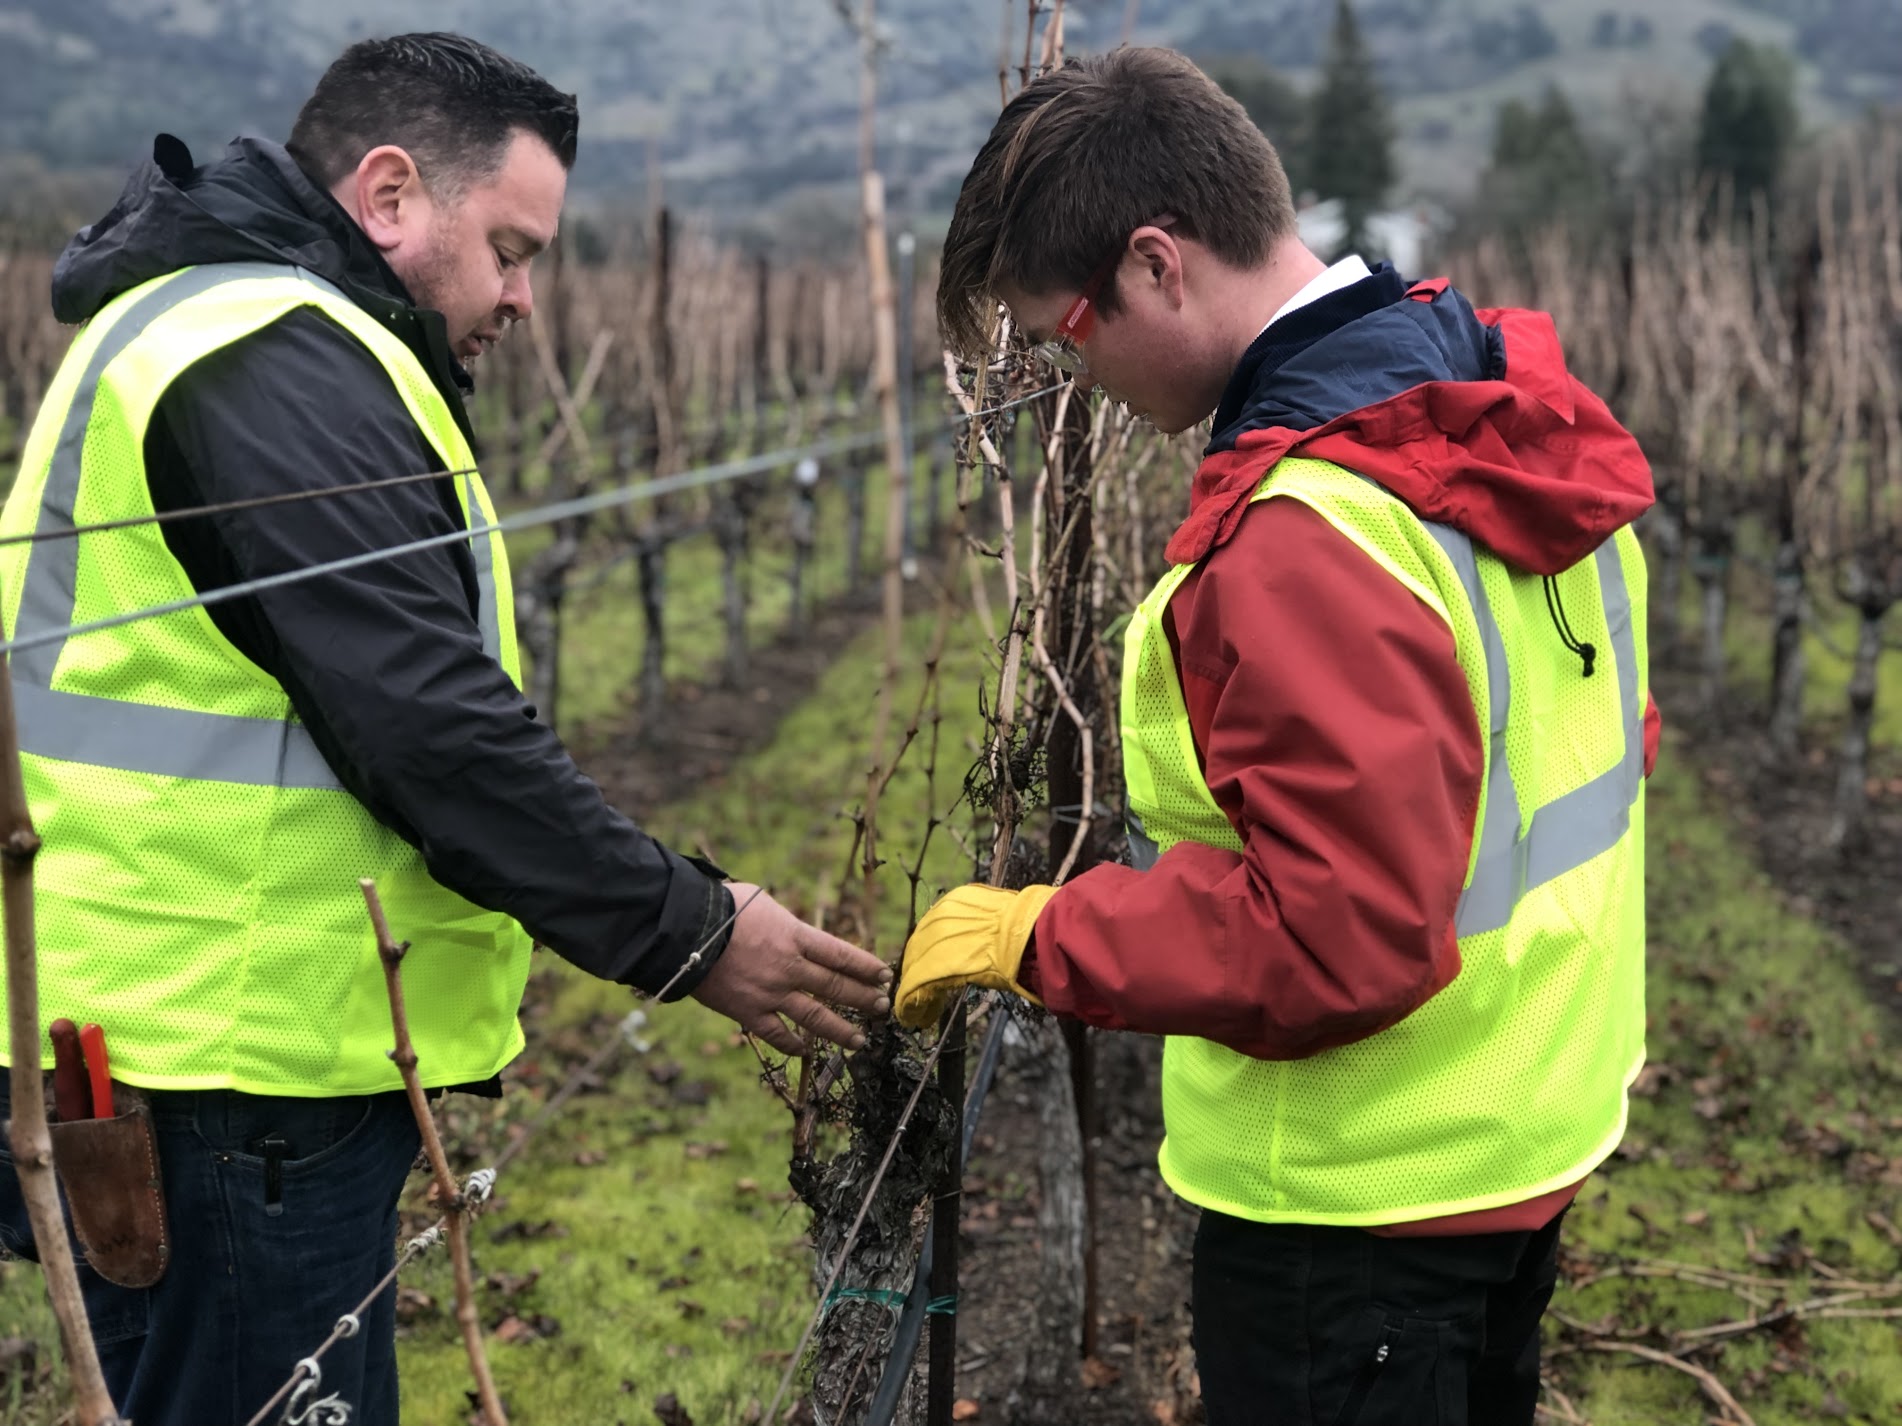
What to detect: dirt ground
<box><xmin>953</xmin><ymin>1028</ymin><xmax>1201</xmax><ymax>1426</ymax></box>
<box><xmin>572</xmin><ymin>582</ymin><xmax>892</xmax><ymax>817</ymax></box>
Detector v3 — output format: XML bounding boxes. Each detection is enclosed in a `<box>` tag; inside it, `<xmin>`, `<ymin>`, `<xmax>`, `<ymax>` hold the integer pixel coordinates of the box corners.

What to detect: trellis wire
<box><xmin>0</xmin><ymin>378</ymin><xmax>1067</xmax><ymax>660</ymax></box>
<box><xmin>0</xmin><ymin>466</ymin><xmax>481</xmax><ymax>549</ymax></box>
<box><xmin>0</xmin><ymin>432</ymin><xmax>884</xmax><ymax>660</ymax></box>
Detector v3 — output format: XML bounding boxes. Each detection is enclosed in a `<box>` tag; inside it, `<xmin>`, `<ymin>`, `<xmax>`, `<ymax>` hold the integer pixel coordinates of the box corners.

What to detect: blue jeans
<box><xmin>0</xmin><ymin>1068</ymin><xmax>421</xmax><ymax>1425</ymax></box>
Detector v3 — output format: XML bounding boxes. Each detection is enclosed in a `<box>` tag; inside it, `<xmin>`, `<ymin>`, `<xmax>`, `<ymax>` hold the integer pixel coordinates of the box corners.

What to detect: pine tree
<box><xmin>1478</xmin><ymin>85</ymin><xmax>1608</xmax><ymax>245</ymax></box>
<box><xmin>1696</xmin><ymin>37</ymin><xmax>1798</xmax><ymax>200</ymax></box>
<box><xmin>1304</xmin><ymin>0</ymin><xmax>1397</xmax><ymax>257</ymax></box>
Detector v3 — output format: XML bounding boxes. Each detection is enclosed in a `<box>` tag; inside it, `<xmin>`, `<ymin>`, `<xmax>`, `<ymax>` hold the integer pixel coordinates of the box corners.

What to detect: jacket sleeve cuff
<box><xmin>653</xmin><ymin>869</ymin><xmax>736</xmax><ymax>1002</ymax></box>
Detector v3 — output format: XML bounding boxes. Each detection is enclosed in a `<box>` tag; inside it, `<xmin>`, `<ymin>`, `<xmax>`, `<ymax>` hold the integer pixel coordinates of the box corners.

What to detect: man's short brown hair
<box><xmin>937</xmin><ymin>47</ymin><xmax>1298</xmax><ymax>361</ymax></box>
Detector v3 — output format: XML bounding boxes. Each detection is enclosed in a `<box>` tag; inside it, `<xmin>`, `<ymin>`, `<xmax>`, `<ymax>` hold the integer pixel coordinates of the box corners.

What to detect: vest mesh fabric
<box><xmin>0</xmin><ymin>266</ymin><xmax>532</xmax><ymax>1096</ymax></box>
<box><xmin>1124</xmin><ymin>457</ymin><xmax>1647</xmax><ymax>1225</ymax></box>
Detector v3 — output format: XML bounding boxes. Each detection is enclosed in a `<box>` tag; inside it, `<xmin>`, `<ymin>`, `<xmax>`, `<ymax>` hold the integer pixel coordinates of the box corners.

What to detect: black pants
<box><xmin>1191</xmin><ymin>1208</ymin><xmax>1566</xmax><ymax>1426</ymax></box>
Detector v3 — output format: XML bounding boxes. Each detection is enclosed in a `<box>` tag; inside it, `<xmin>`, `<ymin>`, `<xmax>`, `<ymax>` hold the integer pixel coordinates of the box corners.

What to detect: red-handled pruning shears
<box><xmin>48</xmin><ymin>1019</ymin><xmax>113</xmax><ymax>1120</ymax></box>
<box><xmin>79</xmin><ymin>1024</ymin><xmax>114</xmax><ymax>1119</ymax></box>
<box><xmin>49</xmin><ymin>1018</ymin><xmax>90</xmax><ymax>1121</ymax></box>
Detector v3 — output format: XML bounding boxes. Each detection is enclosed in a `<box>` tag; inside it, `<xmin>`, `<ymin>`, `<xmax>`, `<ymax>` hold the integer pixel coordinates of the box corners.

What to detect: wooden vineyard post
<box><xmin>849</xmin><ymin>0</ymin><xmax>915</xmax><ymax>939</ymax></box>
<box><xmin>1021</xmin><ymin>0</ymin><xmax>1104</xmax><ymax>1369</ymax></box>
<box><xmin>753</xmin><ymin>254</ymin><xmax>773</xmax><ymax>447</ymax></box>
<box><xmin>637</xmin><ymin>533</ymin><xmax>669</xmax><ymax>729</ymax></box>
<box><xmin>789</xmin><ymin>457</ymin><xmax>820</xmax><ymax>633</ymax></box>
<box><xmin>649</xmin><ymin>206</ymin><xmax>680</xmax><ymax>480</ymax></box>
<box><xmin>1057</xmin><ymin>1028</ymin><xmax>1098</xmax><ymax>1353</ymax></box>
<box><xmin>843</xmin><ymin>451</ymin><xmax>869</xmax><ymax>591</ymax></box>
<box><xmin>0</xmin><ymin>658</ymin><xmax>123</xmax><ymax>1426</ymax></box>
<box><xmin>516</xmin><ymin>528</ymin><xmax>581</xmax><ymax>733</ymax></box>
<box><xmin>1022</xmin><ymin>1020</ymin><xmax>1086</xmax><ymax>1414</ymax></box>
<box><xmin>716</xmin><ymin>479</ymin><xmax>756</xmax><ymax>688</ymax></box>
<box><xmin>896</xmin><ymin>230</ymin><xmax>918</xmax><ymax>572</ymax></box>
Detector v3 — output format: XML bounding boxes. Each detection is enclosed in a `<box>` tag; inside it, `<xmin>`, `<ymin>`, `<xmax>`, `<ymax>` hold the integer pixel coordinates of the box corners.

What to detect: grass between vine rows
<box><xmin>1547</xmin><ymin>723</ymin><xmax>1902</xmax><ymax>1423</ymax></box>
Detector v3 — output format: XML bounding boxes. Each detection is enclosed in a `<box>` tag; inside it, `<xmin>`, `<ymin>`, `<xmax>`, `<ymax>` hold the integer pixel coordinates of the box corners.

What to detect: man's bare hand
<box><xmin>689</xmin><ymin>883</ymin><xmax>892</xmax><ymax>1055</ymax></box>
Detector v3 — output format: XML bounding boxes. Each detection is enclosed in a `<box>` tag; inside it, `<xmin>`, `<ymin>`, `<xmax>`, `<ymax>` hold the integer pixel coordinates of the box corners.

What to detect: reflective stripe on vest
<box><xmin>9</xmin><ymin>263</ymin><xmax>504</xmax><ymax>790</ymax></box>
<box><xmin>12</xmin><ymin>262</ymin><xmax>268</xmax><ymax>687</ymax></box>
<box><xmin>1127</xmin><ymin>809</ymin><xmax>1161</xmax><ymax>871</ymax></box>
<box><xmin>1422</xmin><ymin>525</ymin><xmax>1642</xmax><ymax>938</ymax></box>
<box><xmin>1125</xmin><ymin>521</ymin><xmax>1642</xmax><ymax>943</ymax></box>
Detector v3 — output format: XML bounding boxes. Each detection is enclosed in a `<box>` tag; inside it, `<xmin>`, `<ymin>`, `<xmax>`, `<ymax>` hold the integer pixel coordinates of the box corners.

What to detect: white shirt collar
<box><xmin>1258</xmin><ymin>254</ymin><xmax>1374</xmax><ymax>338</ymax></box>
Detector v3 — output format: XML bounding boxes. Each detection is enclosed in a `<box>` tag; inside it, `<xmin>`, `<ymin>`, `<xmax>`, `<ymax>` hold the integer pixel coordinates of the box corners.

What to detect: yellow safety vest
<box><xmin>1123</xmin><ymin>457</ymin><xmax>1648</xmax><ymax>1225</ymax></box>
<box><xmin>0</xmin><ymin>262</ymin><xmax>532</xmax><ymax>1096</ymax></box>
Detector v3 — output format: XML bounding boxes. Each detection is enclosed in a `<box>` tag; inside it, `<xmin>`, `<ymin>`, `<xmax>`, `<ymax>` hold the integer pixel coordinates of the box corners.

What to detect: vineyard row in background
<box><xmin>1447</xmin><ymin>115</ymin><xmax>1902</xmax><ymax>846</ymax></box>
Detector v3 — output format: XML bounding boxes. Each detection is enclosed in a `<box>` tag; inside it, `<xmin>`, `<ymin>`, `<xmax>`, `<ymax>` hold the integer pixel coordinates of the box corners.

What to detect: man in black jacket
<box><xmin>0</xmin><ymin>33</ymin><xmax>890</xmax><ymax>1424</ymax></box>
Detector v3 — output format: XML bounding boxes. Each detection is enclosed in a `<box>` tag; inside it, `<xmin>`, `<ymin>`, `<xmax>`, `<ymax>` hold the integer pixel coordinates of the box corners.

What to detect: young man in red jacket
<box><xmin>897</xmin><ymin>48</ymin><xmax>1660</xmax><ymax>1426</ymax></box>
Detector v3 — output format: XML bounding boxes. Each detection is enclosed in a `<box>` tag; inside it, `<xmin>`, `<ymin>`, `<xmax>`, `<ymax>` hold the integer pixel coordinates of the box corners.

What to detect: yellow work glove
<box><xmin>894</xmin><ymin>883</ymin><xmax>1059</xmax><ymax>1029</ymax></box>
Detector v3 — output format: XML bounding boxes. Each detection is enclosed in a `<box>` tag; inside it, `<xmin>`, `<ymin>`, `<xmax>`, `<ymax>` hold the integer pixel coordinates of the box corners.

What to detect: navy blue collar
<box><xmin>1205</xmin><ymin>265</ymin><xmax>1503</xmax><ymax>455</ymax></box>
<box><xmin>1207</xmin><ymin>263</ymin><xmax>1411</xmax><ymax>448</ymax></box>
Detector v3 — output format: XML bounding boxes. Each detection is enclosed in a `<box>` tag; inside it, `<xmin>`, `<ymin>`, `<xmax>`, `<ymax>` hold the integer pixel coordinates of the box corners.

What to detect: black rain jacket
<box><xmin>48</xmin><ymin>135</ymin><xmax>734</xmax><ymax>1022</ymax></box>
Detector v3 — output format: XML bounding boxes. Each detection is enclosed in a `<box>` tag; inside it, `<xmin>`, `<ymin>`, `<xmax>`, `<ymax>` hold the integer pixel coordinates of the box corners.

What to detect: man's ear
<box><xmin>1128</xmin><ymin>225</ymin><xmax>1186</xmax><ymax>311</ymax></box>
<box><xmin>347</xmin><ymin>146</ymin><xmax>429</xmax><ymax>254</ymax></box>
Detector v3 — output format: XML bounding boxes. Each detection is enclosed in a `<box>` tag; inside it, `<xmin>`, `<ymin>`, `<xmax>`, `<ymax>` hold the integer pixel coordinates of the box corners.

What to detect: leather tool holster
<box><xmin>47</xmin><ymin>1082</ymin><xmax>170</xmax><ymax>1289</ymax></box>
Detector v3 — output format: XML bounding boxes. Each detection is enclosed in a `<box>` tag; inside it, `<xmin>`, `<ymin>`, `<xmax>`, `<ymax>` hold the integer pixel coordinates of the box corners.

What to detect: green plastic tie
<box><xmin>823</xmin><ymin>1285</ymin><xmax>909</xmax><ymax>1312</ymax></box>
<box><xmin>819</xmin><ymin>1286</ymin><xmax>958</xmax><ymax>1318</ymax></box>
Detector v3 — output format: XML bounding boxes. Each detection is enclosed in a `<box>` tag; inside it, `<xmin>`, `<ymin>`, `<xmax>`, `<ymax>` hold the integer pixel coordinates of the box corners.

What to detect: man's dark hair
<box><xmin>289</xmin><ymin>32</ymin><xmax>578</xmax><ymax>199</ymax></box>
<box><xmin>938</xmin><ymin>47</ymin><xmax>1297</xmax><ymax>361</ymax></box>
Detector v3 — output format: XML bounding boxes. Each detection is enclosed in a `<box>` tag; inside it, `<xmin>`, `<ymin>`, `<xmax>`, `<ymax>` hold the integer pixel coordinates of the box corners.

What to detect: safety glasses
<box><xmin>1031</xmin><ymin>214</ymin><xmax>1175</xmax><ymax>375</ymax></box>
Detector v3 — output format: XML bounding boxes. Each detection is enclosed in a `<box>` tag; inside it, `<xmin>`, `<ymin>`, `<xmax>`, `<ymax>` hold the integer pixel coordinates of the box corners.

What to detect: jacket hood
<box><xmin>1168</xmin><ymin>275</ymin><xmax>1654</xmax><ymax>576</ymax></box>
<box><xmin>53</xmin><ymin>134</ymin><xmax>412</xmax><ymax>326</ymax></box>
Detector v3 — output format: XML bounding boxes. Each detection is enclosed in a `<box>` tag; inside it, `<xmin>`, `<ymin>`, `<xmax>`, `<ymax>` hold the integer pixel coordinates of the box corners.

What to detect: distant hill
<box><xmin>0</xmin><ymin>0</ymin><xmax>1890</xmax><ymax>239</ymax></box>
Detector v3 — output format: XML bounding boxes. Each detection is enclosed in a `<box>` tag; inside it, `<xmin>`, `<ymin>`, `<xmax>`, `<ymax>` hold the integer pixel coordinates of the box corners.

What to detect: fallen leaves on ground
<box><xmin>1079</xmin><ymin>1354</ymin><xmax>1123</xmax><ymax>1390</ymax></box>
<box><xmin>492</xmin><ymin>1313</ymin><xmax>561</xmax><ymax>1344</ymax></box>
<box><xmin>483</xmin><ymin>1268</ymin><xmax>541</xmax><ymax>1300</ymax></box>
<box><xmin>395</xmin><ymin>1286</ymin><xmax>438</xmax><ymax>1323</ymax></box>
<box><xmin>488</xmin><ymin>1217</ymin><xmax>569</xmax><ymax>1243</ymax></box>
